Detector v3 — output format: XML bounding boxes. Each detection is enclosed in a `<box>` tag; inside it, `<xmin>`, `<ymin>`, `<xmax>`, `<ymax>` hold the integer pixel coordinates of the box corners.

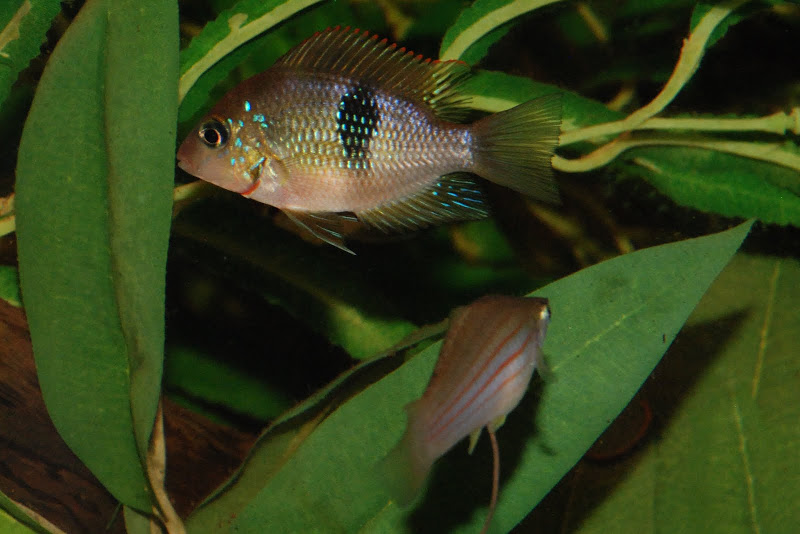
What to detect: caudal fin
<box><xmin>376</xmin><ymin>403</ymin><xmax>434</xmax><ymax>507</ymax></box>
<box><xmin>471</xmin><ymin>94</ymin><xmax>562</xmax><ymax>203</ymax></box>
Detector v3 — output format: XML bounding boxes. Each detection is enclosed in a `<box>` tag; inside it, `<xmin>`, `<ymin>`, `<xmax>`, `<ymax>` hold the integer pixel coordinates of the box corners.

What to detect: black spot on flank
<box><xmin>337</xmin><ymin>85</ymin><xmax>379</xmax><ymax>164</ymax></box>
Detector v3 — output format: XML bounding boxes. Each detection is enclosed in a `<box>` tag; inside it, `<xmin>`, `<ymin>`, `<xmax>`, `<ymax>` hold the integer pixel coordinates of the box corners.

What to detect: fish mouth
<box><xmin>240</xmin><ymin>157</ymin><xmax>265</xmax><ymax>197</ymax></box>
<box><xmin>176</xmin><ymin>158</ymin><xmax>194</xmax><ymax>174</ymax></box>
<box><xmin>176</xmin><ymin>143</ymin><xmax>194</xmax><ymax>174</ymax></box>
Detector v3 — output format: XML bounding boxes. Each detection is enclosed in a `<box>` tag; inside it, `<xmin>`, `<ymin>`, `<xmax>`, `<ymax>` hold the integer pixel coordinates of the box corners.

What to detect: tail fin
<box><xmin>471</xmin><ymin>94</ymin><xmax>562</xmax><ymax>203</ymax></box>
<box><xmin>376</xmin><ymin>403</ymin><xmax>434</xmax><ymax>507</ymax></box>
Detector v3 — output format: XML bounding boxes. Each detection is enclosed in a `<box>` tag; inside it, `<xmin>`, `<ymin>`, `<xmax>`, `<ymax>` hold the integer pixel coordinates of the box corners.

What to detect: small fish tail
<box><xmin>377</xmin><ymin>403</ymin><xmax>433</xmax><ymax>507</ymax></box>
<box><xmin>471</xmin><ymin>94</ymin><xmax>562</xmax><ymax>203</ymax></box>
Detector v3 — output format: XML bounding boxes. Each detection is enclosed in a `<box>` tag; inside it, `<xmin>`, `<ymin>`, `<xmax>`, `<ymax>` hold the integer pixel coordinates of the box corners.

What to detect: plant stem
<box><xmin>561</xmin><ymin>109</ymin><xmax>800</xmax><ymax>146</ymax></box>
<box><xmin>553</xmin><ymin>137</ymin><xmax>800</xmax><ymax>173</ymax></box>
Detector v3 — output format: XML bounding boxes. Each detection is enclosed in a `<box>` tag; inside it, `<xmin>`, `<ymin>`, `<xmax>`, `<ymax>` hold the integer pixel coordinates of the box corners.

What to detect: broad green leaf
<box><xmin>0</xmin><ymin>491</ymin><xmax>59</xmax><ymax>534</ymax></box>
<box><xmin>173</xmin><ymin>209</ymin><xmax>416</xmax><ymax>360</ymax></box>
<box><xmin>223</xmin><ymin>221</ymin><xmax>751</xmax><ymax>532</ymax></box>
<box><xmin>561</xmin><ymin>253</ymin><xmax>800</xmax><ymax>534</ymax></box>
<box><xmin>0</xmin><ymin>0</ymin><xmax>61</xmax><ymax>110</ymax></box>
<box><xmin>439</xmin><ymin>0</ymin><xmax>567</xmax><ymax>61</ymax></box>
<box><xmin>0</xmin><ymin>265</ymin><xmax>20</xmax><ymax>306</ymax></box>
<box><xmin>15</xmin><ymin>0</ymin><xmax>177</xmax><ymax>511</ymax></box>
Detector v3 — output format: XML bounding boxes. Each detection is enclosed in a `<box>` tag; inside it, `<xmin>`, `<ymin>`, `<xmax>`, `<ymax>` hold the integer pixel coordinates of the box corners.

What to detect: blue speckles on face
<box><xmin>230</xmin><ymin>157</ymin><xmax>236</xmax><ymax>167</ymax></box>
<box><xmin>253</xmin><ymin>114</ymin><xmax>266</xmax><ymax>123</ymax></box>
<box><xmin>244</xmin><ymin>100</ymin><xmax>251</xmax><ymax>112</ymax></box>
<box><xmin>238</xmin><ymin>119</ymin><xmax>245</xmax><ymax>128</ymax></box>
<box><xmin>238</xmin><ymin>156</ymin><xmax>245</xmax><ymax>164</ymax></box>
<box><xmin>235</xmin><ymin>137</ymin><xmax>243</xmax><ymax>148</ymax></box>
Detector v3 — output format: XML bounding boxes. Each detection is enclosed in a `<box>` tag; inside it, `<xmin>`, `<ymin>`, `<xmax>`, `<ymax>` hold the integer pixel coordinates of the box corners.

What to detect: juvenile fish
<box><xmin>178</xmin><ymin>27</ymin><xmax>562</xmax><ymax>252</ymax></box>
<box><xmin>381</xmin><ymin>295</ymin><xmax>551</xmax><ymax>506</ymax></box>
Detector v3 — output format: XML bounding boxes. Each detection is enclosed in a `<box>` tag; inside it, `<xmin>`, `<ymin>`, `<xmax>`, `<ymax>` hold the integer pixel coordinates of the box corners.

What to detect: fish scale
<box><xmin>178</xmin><ymin>26</ymin><xmax>562</xmax><ymax>253</ymax></box>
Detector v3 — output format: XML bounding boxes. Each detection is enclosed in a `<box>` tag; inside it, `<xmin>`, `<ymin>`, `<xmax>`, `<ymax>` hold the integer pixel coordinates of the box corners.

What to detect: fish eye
<box><xmin>199</xmin><ymin>119</ymin><xmax>229</xmax><ymax>148</ymax></box>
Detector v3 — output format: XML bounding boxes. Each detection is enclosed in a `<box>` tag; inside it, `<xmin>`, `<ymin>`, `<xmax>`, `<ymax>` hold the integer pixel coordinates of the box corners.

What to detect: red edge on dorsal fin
<box><xmin>274</xmin><ymin>26</ymin><xmax>472</xmax><ymax>121</ymax></box>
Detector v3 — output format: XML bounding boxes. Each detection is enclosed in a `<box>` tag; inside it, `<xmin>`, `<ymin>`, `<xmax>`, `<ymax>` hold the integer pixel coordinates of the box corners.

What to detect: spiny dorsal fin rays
<box><xmin>275</xmin><ymin>26</ymin><xmax>471</xmax><ymax>121</ymax></box>
<box><xmin>357</xmin><ymin>173</ymin><xmax>489</xmax><ymax>234</ymax></box>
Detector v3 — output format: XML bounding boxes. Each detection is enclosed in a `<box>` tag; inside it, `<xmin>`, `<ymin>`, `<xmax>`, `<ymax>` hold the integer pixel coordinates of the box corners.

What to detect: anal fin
<box><xmin>283</xmin><ymin>210</ymin><xmax>356</xmax><ymax>254</ymax></box>
<box><xmin>357</xmin><ymin>173</ymin><xmax>489</xmax><ymax>234</ymax></box>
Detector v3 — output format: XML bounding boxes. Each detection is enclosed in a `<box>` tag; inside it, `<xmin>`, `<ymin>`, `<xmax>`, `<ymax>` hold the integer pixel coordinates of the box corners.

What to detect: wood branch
<box><xmin>0</xmin><ymin>300</ymin><xmax>256</xmax><ymax>532</ymax></box>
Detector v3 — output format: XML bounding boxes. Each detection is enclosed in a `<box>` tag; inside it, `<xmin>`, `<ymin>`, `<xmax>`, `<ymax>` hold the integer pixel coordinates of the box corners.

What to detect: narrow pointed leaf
<box><xmin>222</xmin><ymin>222</ymin><xmax>751</xmax><ymax>532</ymax></box>
<box><xmin>558</xmin><ymin>253</ymin><xmax>800</xmax><ymax>534</ymax></box>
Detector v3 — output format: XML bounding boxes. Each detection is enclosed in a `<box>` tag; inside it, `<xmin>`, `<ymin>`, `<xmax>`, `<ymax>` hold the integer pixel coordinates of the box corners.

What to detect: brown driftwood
<box><xmin>0</xmin><ymin>300</ymin><xmax>256</xmax><ymax>532</ymax></box>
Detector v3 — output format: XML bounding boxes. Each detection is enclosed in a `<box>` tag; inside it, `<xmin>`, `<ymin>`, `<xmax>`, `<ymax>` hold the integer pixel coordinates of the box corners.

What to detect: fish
<box><xmin>177</xmin><ymin>26</ymin><xmax>562</xmax><ymax>253</ymax></box>
<box><xmin>380</xmin><ymin>295</ymin><xmax>551</xmax><ymax>509</ymax></box>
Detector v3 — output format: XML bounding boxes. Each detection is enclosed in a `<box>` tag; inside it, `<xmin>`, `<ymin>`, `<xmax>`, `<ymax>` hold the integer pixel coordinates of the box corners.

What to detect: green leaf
<box><xmin>186</xmin><ymin>321</ymin><xmax>447</xmax><ymax>532</ymax></box>
<box><xmin>15</xmin><ymin>0</ymin><xmax>177</xmax><ymax>511</ymax></box>
<box><xmin>0</xmin><ymin>265</ymin><xmax>20</xmax><ymax>306</ymax></box>
<box><xmin>178</xmin><ymin>0</ymin><xmax>328</xmax><ymax>116</ymax></box>
<box><xmin>178</xmin><ymin>0</ymin><xmax>367</xmax><ymax>129</ymax></box>
<box><xmin>0</xmin><ymin>0</ymin><xmax>61</xmax><ymax>110</ymax></box>
<box><xmin>165</xmin><ymin>345</ymin><xmax>293</xmax><ymax>421</ymax></box>
<box><xmin>689</xmin><ymin>0</ymin><xmax>756</xmax><ymax>48</ymax></box>
<box><xmin>439</xmin><ymin>0</ymin><xmax>567</xmax><ymax>61</ymax></box>
<box><xmin>221</xmin><ymin>221</ymin><xmax>751</xmax><ymax>532</ymax></box>
<box><xmin>558</xmin><ymin>253</ymin><xmax>800</xmax><ymax>534</ymax></box>
<box><xmin>621</xmin><ymin>147</ymin><xmax>800</xmax><ymax>226</ymax></box>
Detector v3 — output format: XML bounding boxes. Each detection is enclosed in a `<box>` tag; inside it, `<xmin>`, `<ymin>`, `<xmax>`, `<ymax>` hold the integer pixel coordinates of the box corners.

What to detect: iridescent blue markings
<box><xmin>244</xmin><ymin>100</ymin><xmax>251</xmax><ymax>112</ymax></box>
<box><xmin>336</xmin><ymin>85</ymin><xmax>379</xmax><ymax>164</ymax></box>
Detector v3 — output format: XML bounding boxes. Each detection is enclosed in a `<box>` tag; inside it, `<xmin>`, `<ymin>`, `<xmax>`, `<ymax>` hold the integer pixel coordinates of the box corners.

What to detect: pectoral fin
<box><xmin>283</xmin><ymin>210</ymin><xmax>355</xmax><ymax>254</ymax></box>
<box><xmin>467</xmin><ymin>427</ymin><xmax>482</xmax><ymax>455</ymax></box>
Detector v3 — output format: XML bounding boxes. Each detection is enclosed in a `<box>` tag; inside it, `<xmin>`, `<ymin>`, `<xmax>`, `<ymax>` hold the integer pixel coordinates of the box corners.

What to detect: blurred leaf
<box><xmin>559</xmin><ymin>253</ymin><xmax>800</xmax><ymax>534</ymax></box>
<box><xmin>462</xmin><ymin>69</ymin><xmax>615</xmax><ymax>128</ymax></box>
<box><xmin>622</xmin><ymin>147</ymin><xmax>800</xmax><ymax>226</ymax></box>
<box><xmin>0</xmin><ymin>0</ymin><xmax>61</xmax><ymax>110</ymax></box>
<box><xmin>174</xmin><ymin>210</ymin><xmax>417</xmax><ymax>360</ymax></box>
<box><xmin>439</xmin><ymin>0</ymin><xmax>566</xmax><ymax>61</ymax></box>
<box><xmin>178</xmin><ymin>0</ymin><xmax>329</xmax><ymax>123</ymax></box>
<box><xmin>15</xmin><ymin>0</ymin><xmax>177</xmax><ymax>511</ymax></box>
<box><xmin>0</xmin><ymin>265</ymin><xmax>20</xmax><ymax>306</ymax></box>
<box><xmin>217</xmin><ymin>221</ymin><xmax>751</xmax><ymax>532</ymax></box>
<box><xmin>689</xmin><ymin>0</ymin><xmax>760</xmax><ymax>48</ymax></box>
<box><xmin>165</xmin><ymin>345</ymin><xmax>293</xmax><ymax>421</ymax></box>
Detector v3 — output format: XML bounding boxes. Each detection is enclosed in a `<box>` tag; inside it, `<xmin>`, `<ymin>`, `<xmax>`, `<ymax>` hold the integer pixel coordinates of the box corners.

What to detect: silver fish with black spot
<box><xmin>177</xmin><ymin>26</ymin><xmax>562</xmax><ymax>253</ymax></box>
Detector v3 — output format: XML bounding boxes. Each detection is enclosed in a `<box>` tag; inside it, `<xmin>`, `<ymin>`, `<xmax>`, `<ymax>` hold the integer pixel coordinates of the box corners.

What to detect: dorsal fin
<box><xmin>275</xmin><ymin>26</ymin><xmax>471</xmax><ymax>121</ymax></box>
<box><xmin>357</xmin><ymin>173</ymin><xmax>489</xmax><ymax>233</ymax></box>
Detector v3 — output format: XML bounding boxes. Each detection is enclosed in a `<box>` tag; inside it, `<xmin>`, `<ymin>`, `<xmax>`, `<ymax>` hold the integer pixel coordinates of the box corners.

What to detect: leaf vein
<box><xmin>751</xmin><ymin>260</ymin><xmax>780</xmax><ymax>399</ymax></box>
<box><xmin>730</xmin><ymin>392</ymin><xmax>761</xmax><ymax>534</ymax></box>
